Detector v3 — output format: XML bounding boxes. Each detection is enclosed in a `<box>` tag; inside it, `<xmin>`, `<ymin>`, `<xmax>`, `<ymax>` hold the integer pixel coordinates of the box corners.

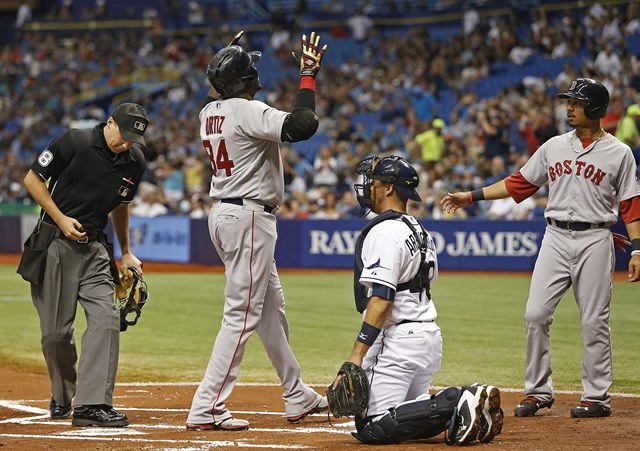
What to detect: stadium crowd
<box><xmin>1</xmin><ymin>1</ymin><xmax>640</xmax><ymax>220</ymax></box>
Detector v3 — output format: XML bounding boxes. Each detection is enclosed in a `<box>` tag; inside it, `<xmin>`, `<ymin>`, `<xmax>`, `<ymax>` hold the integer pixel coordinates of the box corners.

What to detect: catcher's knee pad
<box><xmin>354</xmin><ymin>387</ymin><xmax>461</xmax><ymax>445</ymax></box>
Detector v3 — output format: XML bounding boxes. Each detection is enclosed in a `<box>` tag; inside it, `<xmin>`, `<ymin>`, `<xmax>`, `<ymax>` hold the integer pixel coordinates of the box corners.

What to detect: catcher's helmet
<box><xmin>558</xmin><ymin>78</ymin><xmax>609</xmax><ymax>120</ymax></box>
<box><xmin>207</xmin><ymin>45</ymin><xmax>262</xmax><ymax>99</ymax></box>
<box><xmin>354</xmin><ymin>155</ymin><xmax>421</xmax><ymax>216</ymax></box>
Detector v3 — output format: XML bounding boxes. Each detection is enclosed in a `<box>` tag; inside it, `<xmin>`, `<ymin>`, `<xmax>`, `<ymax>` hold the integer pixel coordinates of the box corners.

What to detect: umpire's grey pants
<box><xmin>31</xmin><ymin>238</ymin><xmax>119</xmax><ymax>407</ymax></box>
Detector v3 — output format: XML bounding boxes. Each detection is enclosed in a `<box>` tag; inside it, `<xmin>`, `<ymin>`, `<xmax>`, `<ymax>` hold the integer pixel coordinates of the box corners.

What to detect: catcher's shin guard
<box><xmin>354</xmin><ymin>387</ymin><xmax>461</xmax><ymax>444</ymax></box>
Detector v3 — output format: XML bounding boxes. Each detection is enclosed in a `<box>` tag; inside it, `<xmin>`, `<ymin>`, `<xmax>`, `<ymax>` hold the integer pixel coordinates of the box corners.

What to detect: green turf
<box><xmin>1</xmin><ymin>264</ymin><xmax>638</xmax><ymax>393</ymax></box>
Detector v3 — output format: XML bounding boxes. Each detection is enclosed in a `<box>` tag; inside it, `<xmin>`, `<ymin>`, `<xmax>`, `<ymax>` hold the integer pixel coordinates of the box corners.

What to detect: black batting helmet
<box><xmin>558</xmin><ymin>78</ymin><xmax>609</xmax><ymax>120</ymax></box>
<box><xmin>207</xmin><ymin>45</ymin><xmax>262</xmax><ymax>99</ymax></box>
<box><xmin>354</xmin><ymin>155</ymin><xmax>421</xmax><ymax>216</ymax></box>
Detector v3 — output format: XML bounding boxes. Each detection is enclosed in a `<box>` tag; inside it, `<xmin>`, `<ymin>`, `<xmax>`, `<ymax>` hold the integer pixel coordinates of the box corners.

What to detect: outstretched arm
<box><xmin>281</xmin><ymin>31</ymin><xmax>328</xmax><ymax>143</ymax></box>
<box><xmin>441</xmin><ymin>179</ymin><xmax>510</xmax><ymax>214</ymax></box>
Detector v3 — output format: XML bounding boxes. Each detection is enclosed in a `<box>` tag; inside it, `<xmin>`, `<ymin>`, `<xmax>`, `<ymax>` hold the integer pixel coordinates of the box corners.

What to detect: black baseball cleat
<box><xmin>72</xmin><ymin>405</ymin><xmax>129</xmax><ymax>427</ymax></box>
<box><xmin>570</xmin><ymin>401</ymin><xmax>611</xmax><ymax>418</ymax></box>
<box><xmin>514</xmin><ymin>396</ymin><xmax>554</xmax><ymax>417</ymax></box>
<box><xmin>50</xmin><ymin>398</ymin><xmax>72</xmax><ymax>419</ymax></box>
<box><xmin>454</xmin><ymin>385</ymin><xmax>487</xmax><ymax>445</ymax></box>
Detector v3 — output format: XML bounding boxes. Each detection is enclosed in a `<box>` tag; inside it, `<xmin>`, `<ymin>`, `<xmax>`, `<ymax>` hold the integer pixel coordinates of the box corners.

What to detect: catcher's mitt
<box><xmin>326</xmin><ymin>361</ymin><xmax>369</xmax><ymax>418</ymax></box>
<box><xmin>115</xmin><ymin>267</ymin><xmax>148</xmax><ymax>332</ymax></box>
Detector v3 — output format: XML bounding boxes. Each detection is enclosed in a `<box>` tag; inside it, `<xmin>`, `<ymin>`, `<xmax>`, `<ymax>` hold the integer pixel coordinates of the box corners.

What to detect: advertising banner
<box><xmin>114</xmin><ymin>216</ymin><xmax>190</xmax><ymax>263</ymax></box>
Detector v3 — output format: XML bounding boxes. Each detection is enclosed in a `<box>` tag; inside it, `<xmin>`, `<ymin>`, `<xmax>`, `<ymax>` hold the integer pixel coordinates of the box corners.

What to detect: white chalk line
<box><xmin>114</xmin><ymin>382</ymin><xmax>640</xmax><ymax>398</ymax></box>
<box><xmin>0</xmin><ymin>434</ymin><xmax>309</xmax><ymax>448</ymax></box>
<box><xmin>0</xmin><ymin>296</ymin><xmax>30</xmax><ymax>302</ymax></box>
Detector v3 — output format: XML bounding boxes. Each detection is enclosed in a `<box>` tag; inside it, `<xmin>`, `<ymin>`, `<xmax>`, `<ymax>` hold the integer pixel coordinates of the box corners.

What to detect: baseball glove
<box><xmin>115</xmin><ymin>267</ymin><xmax>149</xmax><ymax>332</ymax></box>
<box><xmin>326</xmin><ymin>361</ymin><xmax>369</xmax><ymax>418</ymax></box>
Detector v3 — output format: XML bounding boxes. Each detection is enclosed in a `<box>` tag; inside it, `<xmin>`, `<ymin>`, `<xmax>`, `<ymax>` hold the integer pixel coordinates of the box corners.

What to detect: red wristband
<box><xmin>300</xmin><ymin>75</ymin><xmax>316</xmax><ymax>91</ymax></box>
<box><xmin>467</xmin><ymin>191</ymin><xmax>472</xmax><ymax>204</ymax></box>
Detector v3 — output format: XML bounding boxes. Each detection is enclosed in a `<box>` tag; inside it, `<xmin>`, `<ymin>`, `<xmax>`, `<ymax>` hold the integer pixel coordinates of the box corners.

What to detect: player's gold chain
<box><xmin>570</xmin><ymin>128</ymin><xmax>605</xmax><ymax>154</ymax></box>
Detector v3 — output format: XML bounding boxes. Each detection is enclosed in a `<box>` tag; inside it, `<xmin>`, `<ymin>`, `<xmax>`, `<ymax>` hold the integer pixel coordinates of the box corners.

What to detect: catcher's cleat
<box><xmin>570</xmin><ymin>401</ymin><xmax>611</xmax><ymax>418</ymax></box>
<box><xmin>287</xmin><ymin>396</ymin><xmax>329</xmax><ymax>423</ymax></box>
<box><xmin>472</xmin><ymin>384</ymin><xmax>503</xmax><ymax>443</ymax></box>
<box><xmin>72</xmin><ymin>405</ymin><xmax>128</xmax><ymax>427</ymax></box>
<box><xmin>50</xmin><ymin>398</ymin><xmax>71</xmax><ymax>419</ymax></box>
<box><xmin>514</xmin><ymin>396</ymin><xmax>554</xmax><ymax>417</ymax></box>
<box><xmin>186</xmin><ymin>417</ymin><xmax>250</xmax><ymax>431</ymax></box>
<box><xmin>454</xmin><ymin>385</ymin><xmax>486</xmax><ymax>445</ymax></box>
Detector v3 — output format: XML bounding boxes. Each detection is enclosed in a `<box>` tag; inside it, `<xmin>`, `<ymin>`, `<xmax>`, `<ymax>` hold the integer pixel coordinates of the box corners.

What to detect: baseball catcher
<box><xmin>115</xmin><ymin>267</ymin><xmax>149</xmax><ymax>331</ymax></box>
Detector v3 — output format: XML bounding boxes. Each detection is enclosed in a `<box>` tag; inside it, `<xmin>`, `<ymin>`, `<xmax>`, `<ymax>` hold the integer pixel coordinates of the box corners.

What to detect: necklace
<box><xmin>570</xmin><ymin>129</ymin><xmax>605</xmax><ymax>154</ymax></box>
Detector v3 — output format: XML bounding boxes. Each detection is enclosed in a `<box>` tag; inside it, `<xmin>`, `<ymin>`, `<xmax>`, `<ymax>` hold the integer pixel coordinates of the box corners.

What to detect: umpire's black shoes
<box><xmin>570</xmin><ymin>401</ymin><xmax>611</xmax><ymax>418</ymax></box>
<box><xmin>514</xmin><ymin>396</ymin><xmax>554</xmax><ymax>417</ymax></box>
<box><xmin>50</xmin><ymin>398</ymin><xmax>72</xmax><ymax>419</ymax></box>
<box><xmin>72</xmin><ymin>405</ymin><xmax>129</xmax><ymax>427</ymax></box>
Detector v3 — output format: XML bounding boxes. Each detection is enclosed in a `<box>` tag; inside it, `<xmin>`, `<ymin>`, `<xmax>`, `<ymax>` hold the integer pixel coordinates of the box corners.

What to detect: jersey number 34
<box><xmin>203</xmin><ymin>139</ymin><xmax>235</xmax><ymax>176</ymax></box>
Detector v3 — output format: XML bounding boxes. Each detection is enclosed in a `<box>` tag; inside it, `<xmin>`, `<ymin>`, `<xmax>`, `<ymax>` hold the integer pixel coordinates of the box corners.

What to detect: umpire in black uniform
<box><xmin>20</xmin><ymin>103</ymin><xmax>148</xmax><ymax>427</ymax></box>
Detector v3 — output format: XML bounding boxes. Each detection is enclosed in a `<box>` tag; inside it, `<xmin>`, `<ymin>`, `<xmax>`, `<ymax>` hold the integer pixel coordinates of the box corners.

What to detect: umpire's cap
<box><xmin>558</xmin><ymin>78</ymin><xmax>609</xmax><ymax>120</ymax></box>
<box><xmin>111</xmin><ymin>103</ymin><xmax>149</xmax><ymax>146</ymax></box>
<box><xmin>207</xmin><ymin>45</ymin><xmax>262</xmax><ymax>99</ymax></box>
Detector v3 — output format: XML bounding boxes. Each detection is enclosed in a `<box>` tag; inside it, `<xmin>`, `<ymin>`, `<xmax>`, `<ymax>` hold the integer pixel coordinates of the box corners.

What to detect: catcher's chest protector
<box><xmin>353</xmin><ymin>211</ymin><xmax>431</xmax><ymax>313</ymax></box>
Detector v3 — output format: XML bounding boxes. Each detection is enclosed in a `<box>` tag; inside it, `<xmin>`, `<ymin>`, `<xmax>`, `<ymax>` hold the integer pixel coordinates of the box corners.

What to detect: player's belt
<box><xmin>221</xmin><ymin>198</ymin><xmax>275</xmax><ymax>214</ymax></box>
<box><xmin>546</xmin><ymin>218</ymin><xmax>607</xmax><ymax>231</ymax></box>
<box><xmin>396</xmin><ymin>319</ymin><xmax>434</xmax><ymax>326</ymax></box>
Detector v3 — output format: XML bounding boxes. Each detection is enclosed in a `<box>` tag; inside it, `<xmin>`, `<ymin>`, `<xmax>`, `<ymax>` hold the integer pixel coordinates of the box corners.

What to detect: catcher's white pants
<box><xmin>187</xmin><ymin>201</ymin><xmax>320</xmax><ymax>424</ymax></box>
<box><xmin>363</xmin><ymin>321</ymin><xmax>443</xmax><ymax>419</ymax></box>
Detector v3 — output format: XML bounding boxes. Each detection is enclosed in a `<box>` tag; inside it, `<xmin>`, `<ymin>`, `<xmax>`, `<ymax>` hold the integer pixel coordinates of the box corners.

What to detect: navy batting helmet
<box><xmin>354</xmin><ymin>155</ymin><xmax>421</xmax><ymax>216</ymax></box>
<box><xmin>207</xmin><ymin>45</ymin><xmax>262</xmax><ymax>99</ymax></box>
<box><xmin>558</xmin><ymin>78</ymin><xmax>609</xmax><ymax>120</ymax></box>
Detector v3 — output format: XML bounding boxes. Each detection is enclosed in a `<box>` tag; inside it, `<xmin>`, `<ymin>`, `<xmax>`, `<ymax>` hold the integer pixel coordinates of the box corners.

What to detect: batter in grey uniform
<box><xmin>19</xmin><ymin>103</ymin><xmax>148</xmax><ymax>427</ymax></box>
<box><xmin>442</xmin><ymin>78</ymin><xmax>640</xmax><ymax>418</ymax></box>
<box><xmin>186</xmin><ymin>31</ymin><xmax>328</xmax><ymax>431</ymax></box>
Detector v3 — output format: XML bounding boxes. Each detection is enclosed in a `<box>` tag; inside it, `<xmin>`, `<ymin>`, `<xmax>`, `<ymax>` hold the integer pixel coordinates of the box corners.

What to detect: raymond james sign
<box><xmin>295</xmin><ymin>219</ymin><xmax>546</xmax><ymax>270</ymax></box>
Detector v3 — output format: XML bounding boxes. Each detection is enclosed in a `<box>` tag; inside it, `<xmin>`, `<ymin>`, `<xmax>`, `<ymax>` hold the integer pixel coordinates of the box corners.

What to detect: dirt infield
<box><xmin>1</xmin><ymin>366</ymin><xmax>639</xmax><ymax>450</ymax></box>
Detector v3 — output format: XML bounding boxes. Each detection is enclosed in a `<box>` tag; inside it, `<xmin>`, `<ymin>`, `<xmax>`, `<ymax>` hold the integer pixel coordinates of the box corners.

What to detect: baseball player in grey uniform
<box><xmin>186</xmin><ymin>31</ymin><xmax>328</xmax><ymax>431</ymax></box>
<box><xmin>441</xmin><ymin>78</ymin><xmax>640</xmax><ymax>418</ymax></box>
<box><xmin>331</xmin><ymin>155</ymin><xmax>503</xmax><ymax>445</ymax></box>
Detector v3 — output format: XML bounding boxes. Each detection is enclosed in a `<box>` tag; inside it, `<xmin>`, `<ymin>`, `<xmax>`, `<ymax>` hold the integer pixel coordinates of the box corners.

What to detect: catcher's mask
<box><xmin>354</xmin><ymin>155</ymin><xmax>421</xmax><ymax>217</ymax></box>
<box><xmin>117</xmin><ymin>267</ymin><xmax>149</xmax><ymax>332</ymax></box>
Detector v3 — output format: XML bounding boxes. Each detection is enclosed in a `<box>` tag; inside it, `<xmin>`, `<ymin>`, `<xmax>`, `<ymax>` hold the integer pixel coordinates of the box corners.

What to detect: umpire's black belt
<box><xmin>546</xmin><ymin>218</ymin><xmax>607</xmax><ymax>231</ymax></box>
<box><xmin>221</xmin><ymin>198</ymin><xmax>275</xmax><ymax>214</ymax></box>
<box><xmin>59</xmin><ymin>229</ymin><xmax>100</xmax><ymax>244</ymax></box>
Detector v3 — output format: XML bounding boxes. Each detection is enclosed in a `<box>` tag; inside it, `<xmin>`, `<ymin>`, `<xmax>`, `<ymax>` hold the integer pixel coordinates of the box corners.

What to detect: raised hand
<box><xmin>292</xmin><ymin>31</ymin><xmax>328</xmax><ymax>78</ymax></box>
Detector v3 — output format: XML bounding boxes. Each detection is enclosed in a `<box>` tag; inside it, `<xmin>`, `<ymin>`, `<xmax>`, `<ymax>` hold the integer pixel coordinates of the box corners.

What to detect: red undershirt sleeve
<box><xmin>620</xmin><ymin>197</ymin><xmax>640</xmax><ymax>224</ymax></box>
<box><xmin>504</xmin><ymin>171</ymin><xmax>541</xmax><ymax>204</ymax></box>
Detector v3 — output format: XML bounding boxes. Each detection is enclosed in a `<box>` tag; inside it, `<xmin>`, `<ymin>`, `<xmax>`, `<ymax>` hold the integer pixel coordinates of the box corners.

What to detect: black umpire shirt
<box><xmin>30</xmin><ymin>123</ymin><xmax>146</xmax><ymax>232</ymax></box>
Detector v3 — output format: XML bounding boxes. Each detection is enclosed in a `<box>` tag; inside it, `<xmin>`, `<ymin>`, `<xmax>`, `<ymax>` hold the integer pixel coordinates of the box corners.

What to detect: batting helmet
<box><xmin>558</xmin><ymin>78</ymin><xmax>610</xmax><ymax>120</ymax></box>
<box><xmin>354</xmin><ymin>155</ymin><xmax>421</xmax><ymax>216</ymax></box>
<box><xmin>207</xmin><ymin>45</ymin><xmax>262</xmax><ymax>99</ymax></box>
